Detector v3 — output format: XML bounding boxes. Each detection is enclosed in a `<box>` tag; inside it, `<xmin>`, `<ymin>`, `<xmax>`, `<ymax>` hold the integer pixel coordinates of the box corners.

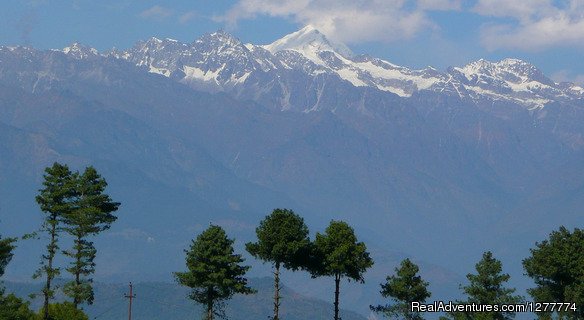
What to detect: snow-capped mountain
<box><xmin>62</xmin><ymin>42</ymin><xmax>99</xmax><ymax>60</ymax></box>
<box><xmin>263</xmin><ymin>25</ymin><xmax>354</xmax><ymax>60</ymax></box>
<box><xmin>107</xmin><ymin>25</ymin><xmax>583</xmax><ymax>111</ymax></box>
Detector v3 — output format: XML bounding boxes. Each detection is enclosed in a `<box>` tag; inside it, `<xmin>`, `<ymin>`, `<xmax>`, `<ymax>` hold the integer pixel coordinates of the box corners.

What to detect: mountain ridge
<box><xmin>5</xmin><ymin>26</ymin><xmax>581</xmax><ymax>112</ymax></box>
<box><xmin>39</xmin><ymin>26</ymin><xmax>583</xmax><ymax>111</ymax></box>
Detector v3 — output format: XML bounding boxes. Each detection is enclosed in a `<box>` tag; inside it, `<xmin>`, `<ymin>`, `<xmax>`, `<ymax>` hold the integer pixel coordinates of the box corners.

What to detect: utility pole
<box><xmin>124</xmin><ymin>282</ymin><xmax>136</xmax><ymax>320</ymax></box>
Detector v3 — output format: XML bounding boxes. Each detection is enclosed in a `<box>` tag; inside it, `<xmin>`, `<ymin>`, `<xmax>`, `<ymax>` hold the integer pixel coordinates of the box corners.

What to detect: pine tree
<box><xmin>35</xmin><ymin>162</ymin><xmax>76</xmax><ymax>320</ymax></box>
<box><xmin>246</xmin><ymin>208</ymin><xmax>311</xmax><ymax>320</ymax></box>
<box><xmin>371</xmin><ymin>258</ymin><xmax>431</xmax><ymax>320</ymax></box>
<box><xmin>39</xmin><ymin>302</ymin><xmax>89</xmax><ymax>320</ymax></box>
<box><xmin>0</xmin><ymin>236</ymin><xmax>16</xmax><ymax>278</ymax></box>
<box><xmin>1</xmin><ymin>232</ymin><xmax>36</xmax><ymax>320</ymax></box>
<box><xmin>311</xmin><ymin>220</ymin><xmax>373</xmax><ymax>320</ymax></box>
<box><xmin>175</xmin><ymin>225</ymin><xmax>254</xmax><ymax>320</ymax></box>
<box><xmin>0</xmin><ymin>293</ymin><xmax>36</xmax><ymax>320</ymax></box>
<box><xmin>61</xmin><ymin>166</ymin><xmax>120</xmax><ymax>309</ymax></box>
<box><xmin>523</xmin><ymin>226</ymin><xmax>584</xmax><ymax>319</ymax></box>
<box><xmin>448</xmin><ymin>251</ymin><xmax>522</xmax><ymax>320</ymax></box>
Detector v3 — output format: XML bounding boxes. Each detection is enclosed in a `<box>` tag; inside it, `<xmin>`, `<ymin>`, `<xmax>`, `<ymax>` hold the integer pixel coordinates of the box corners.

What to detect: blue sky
<box><xmin>1</xmin><ymin>0</ymin><xmax>584</xmax><ymax>84</ymax></box>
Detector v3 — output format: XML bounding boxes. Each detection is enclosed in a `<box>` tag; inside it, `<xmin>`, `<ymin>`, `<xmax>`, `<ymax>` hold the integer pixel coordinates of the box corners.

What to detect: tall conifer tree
<box><xmin>371</xmin><ymin>258</ymin><xmax>431</xmax><ymax>320</ymax></box>
<box><xmin>176</xmin><ymin>225</ymin><xmax>254</xmax><ymax>320</ymax></box>
<box><xmin>1</xmin><ymin>231</ymin><xmax>36</xmax><ymax>319</ymax></box>
<box><xmin>0</xmin><ymin>236</ymin><xmax>16</xmax><ymax>279</ymax></box>
<box><xmin>35</xmin><ymin>162</ymin><xmax>75</xmax><ymax>320</ymax></box>
<box><xmin>523</xmin><ymin>226</ymin><xmax>584</xmax><ymax>319</ymax></box>
<box><xmin>246</xmin><ymin>209</ymin><xmax>311</xmax><ymax>320</ymax></box>
<box><xmin>311</xmin><ymin>220</ymin><xmax>373</xmax><ymax>320</ymax></box>
<box><xmin>61</xmin><ymin>166</ymin><xmax>119</xmax><ymax>309</ymax></box>
<box><xmin>445</xmin><ymin>251</ymin><xmax>522</xmax><ymax>320</ymax></box>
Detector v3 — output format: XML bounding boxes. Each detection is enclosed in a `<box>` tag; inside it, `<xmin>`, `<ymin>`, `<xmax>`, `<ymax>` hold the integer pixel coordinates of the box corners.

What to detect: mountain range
<box><xmin>1</xmin><ymin>26</ymin><xmax>583</xmax><ymax>318</ymax></box>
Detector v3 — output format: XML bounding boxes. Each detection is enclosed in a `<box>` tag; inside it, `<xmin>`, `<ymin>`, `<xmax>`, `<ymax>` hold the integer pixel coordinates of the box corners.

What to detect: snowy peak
<box><xmin>134</xmin><ymin>37</ymin><xmax>188</xmax><ymax>54</ymax></box>
<box><xmin>263</xmin><ymin>25</ymin><xmax>353</xmax><ymax>59</ymax></box>
<box><xmin>494</xmin><ymin>58</ymin><xmax>554</xmax><ymax>85</ymax></box>
<box><xmin>62</xmin><ymin>42</ymin><xmax>99</xmax><ymax>59</ymax></box>
<box><xmin>448</xmin><ymin>58</ymin><xmax>578</xmax><ymax>109</ymax></box>
<box><xmin>92</xmin><ymin>27</ymin><xmax>583</xmax><ymax>111</ymax></box>
<box><xmin>455</xmin><ymin>58</ymin><xmax>551</xmax><ymax>85</ymax></box>
<box><xmin>196</xmin><ymin>30</ymin><xmax>246</xmax><ymax>51</ymax></box>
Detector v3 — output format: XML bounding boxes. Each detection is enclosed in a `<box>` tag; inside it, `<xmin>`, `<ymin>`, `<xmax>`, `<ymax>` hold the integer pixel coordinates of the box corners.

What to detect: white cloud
<box><xmin>139</xmin><ymin>5</ymin><xmax>174</xmax><ymax>20</ymax></box>
<box><xmin>551</xmin><ymin>70</ymin><xmax>584</xmax><ymax>86</ymax></box>
<box><xmin>179</xmin><ymin>11</ymin><xmax>198</xmax><ymax>24</ymax></box>
<box><xmin>474</xmin><ymin>0</ymin><xmax>584</xmax><ymax>50</ymax></box>
<box><xmin>218</xmin><ymin>0</ymin><xmax>460</xmax><ymax>44</ymax></box>
<box><xmin>418</xmin><ymin>0</ymin><xmax>461</xmax><ymax>11</ymax></box>
<box><xmin>473</xmin><ymin>0</ymin><xmax>553</xmax><ymax>22</ymax></box>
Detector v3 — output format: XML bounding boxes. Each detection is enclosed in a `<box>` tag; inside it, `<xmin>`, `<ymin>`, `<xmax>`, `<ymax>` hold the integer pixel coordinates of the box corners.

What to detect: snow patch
<box><xmin>149</xmin><ymin>65</ymin><xmax>171</xmax><ymax>77</ymax></box>
<box><xmin>336</xmin><ymin>68</ymin><xmax>366</xmax><ymax>87</ymax></box>
<box><xmin>183</xmin><ymin>65</ymin><xmax>225</xmax><ymax>83</ymax></box>
<box><xmin>230</xmin><ymin>71</ymin><xmax>251</xmax><ymax>84</ymax></box>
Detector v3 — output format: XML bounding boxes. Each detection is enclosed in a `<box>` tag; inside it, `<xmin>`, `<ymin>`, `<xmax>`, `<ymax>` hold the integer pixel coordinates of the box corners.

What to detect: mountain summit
<box><xmin>263</xmin><ymin>25</ymin><xmax>354</xmax><ymax>59</ymax></box>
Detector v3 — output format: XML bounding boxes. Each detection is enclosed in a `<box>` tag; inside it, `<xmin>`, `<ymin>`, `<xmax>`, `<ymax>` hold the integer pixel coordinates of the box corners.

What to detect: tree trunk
<box><xmin>73</xmin><ymin>235</ymin><xmax>82</xmax><ymax>309</ymax></box>
<box><xmin>43</xmin><ymin>221</ymin><xmax>58</xmax><ymax>320</ymax></box>
<box><xmin>273</xmin><ymin>262</ymin><xmax>281</xmax><ymax>320</ymax></box>
<box><xmin>334</xmin><ymin>273</ymin><xmax>340</xmax><ymax>320</ymax></box>
<box><xmin>207</xmin><ymin>301</ymin><xmax>213</xmax><ymax>320</ymax></box>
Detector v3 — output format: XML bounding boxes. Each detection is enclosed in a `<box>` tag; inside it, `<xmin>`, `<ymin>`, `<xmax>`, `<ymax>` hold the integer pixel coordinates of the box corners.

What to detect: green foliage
<box><xmin>35</xmin><ymin>163</ymin><xmax>76</xmax><ymax>220</ymax></box>
<box><xmin>312</xmin><ymin>220</ymin><xmax>373</xmax><ymax>320</ymax></box>
<box><xmin>0</xmin><ymin>236</ymin><xmax>16</xmax><ymax>278</ymax></box>
<box><xmin>371</xmin><ymin>258</ymin><xmax>431</xmax><ymax>320</ymax></box>
<box><xmin>175</xmin><ymin>225</ymin><xmax>254</xmax><ymax>320</ymax></box>
<box><xmin>246</xmin><ymin>208</ymin><xmax>311</xmax><ymax>270</ymax></box>
<box><xmin>246</xmin><ymin>208</ymin><xmax>311</xmax><ymax>320</ymax></box>
<box><xmin>34</xmin><ymin>163</ymin><xmax>76</xmax><ymax>318</ymax></box>
<box><xmin>0</xmin><ymin>291</ymin><xmax>36</xmax><ymax>320</ymax></box>
<box><xmin>312</xmin><ymin>220</ymin><xmax>373</xmax><ymax>282</ymax></box>
<box><xmin>523</xmin><ymin>226</ymin><xmax>584</xmax><ymax>319</ymax></box>
<box><xmin>38</xmin><ymin>302</ymin><xmax>89</xmax><ymax>320</ymax></box>
<box><xmin>61</xmin><ymin>166</ymin><xmax>119</xmax><ymax>308</ymax></box>
<box><xmin>447</xmin><ymin>251</ymin><xmax>522</xmax><ymax>320</ymax></box>
<box><xmin>1</xmin><ymin>228</ymin><xmax>34</xmax><ymax>320</ymax></box>
<box><xmin>33</xmin><ymin>163</ymin><xmax>119</xmax><ymax>312</ymax></box>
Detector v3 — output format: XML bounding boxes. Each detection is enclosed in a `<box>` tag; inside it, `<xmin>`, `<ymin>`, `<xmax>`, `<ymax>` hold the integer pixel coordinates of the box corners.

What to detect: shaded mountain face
<box><xmin>1</xmin><ymin>27</ymin><xmax>584</xmax><ymax>317</ymax></box>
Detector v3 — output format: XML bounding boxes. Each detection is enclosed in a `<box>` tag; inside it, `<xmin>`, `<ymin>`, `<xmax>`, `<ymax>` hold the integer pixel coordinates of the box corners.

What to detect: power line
<box><xmin>139</xmin><ymin>296</ymin><xmax>193</xmax><ymax>311</ymax></box>
<box><xmin>92</xmin><ymin>300</ymin><xmax>125</xmax><ymax>320</ymax></box>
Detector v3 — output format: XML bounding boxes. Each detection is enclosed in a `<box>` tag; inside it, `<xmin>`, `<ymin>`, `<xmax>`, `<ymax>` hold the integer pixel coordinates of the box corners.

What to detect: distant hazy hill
<box><xmin>4</xmin><ymin>278</ymin><xmax>367</xmax><ymax>320</ymax></box>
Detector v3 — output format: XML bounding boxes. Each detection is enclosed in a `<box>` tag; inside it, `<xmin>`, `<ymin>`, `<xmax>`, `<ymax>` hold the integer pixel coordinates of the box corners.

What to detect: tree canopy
<box><xmin>38</xmin><ymin>302</ymin><xmax>89</xmax><ymax>320</ymax></box>
<box><xmin>312</xmin><ymin>220</ymin><xmax>373</xmax><ymax>282</ymax></box>
<box><xmin>1</xmin><ymin>228</ymin><xmax>35</xmax><ymax>320</ymax></box>
<box><xmin>246</xmin><ymin>208</ymin><xmax>311</xmax><ymax>320</ymax></box>
<box><xmin>176</xmin><ymin>225</ymin><xmax>254</xmax><ymax>320</ymax></box>
<box><xmin>312</xmin><ymin>220</ymin><xmax>373</xmax><ymax>320</ymax></box>
<box><xmin>61</xmin><ymin>166</ymin><xmax>120</xmax><ymax>308</ymax></box>
<box><xmin>34</xmin><ymin>162</ymin><xmax>76</xmax><ymax>319</ymax></box>
<box><xmin>523</xmin><ymin>226</ymin><xmax>584</xmax><ymax>319</ymax></box>
<box><xmin>246</xmin><ymin>208</ymin><xmax>311</xmax><ymax>270</ymax></box>
<box><xmin>447</xmin><ymin>251</ymin><xmax>522</xmax><ymax>320</ymax></box>
<box><xmin>371</xmin><ymin>258</ymin><xmax>431</xmax><ymax>320</ymax></box>
<box><xmin>0</xmin><ymin>236</ymin><xmax>16</xmax><ymax>278</ymax></box>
